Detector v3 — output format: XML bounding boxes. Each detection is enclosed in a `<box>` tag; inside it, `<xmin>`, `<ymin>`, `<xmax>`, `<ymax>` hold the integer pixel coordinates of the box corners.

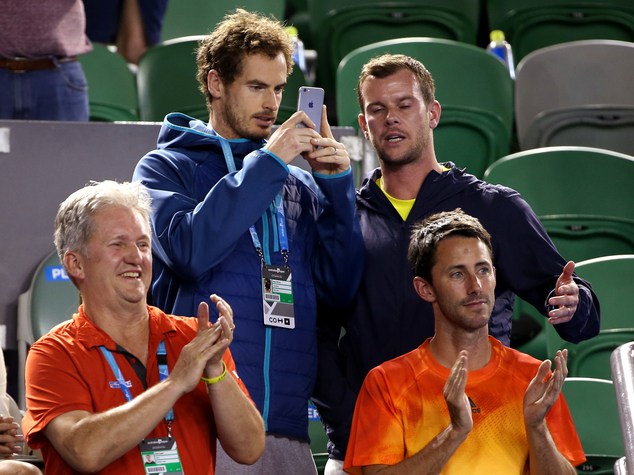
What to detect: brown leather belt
<box><xmin>0</xmin><ymin>56</ymin><xmax>78</xmax><ymax>72</ymax></box>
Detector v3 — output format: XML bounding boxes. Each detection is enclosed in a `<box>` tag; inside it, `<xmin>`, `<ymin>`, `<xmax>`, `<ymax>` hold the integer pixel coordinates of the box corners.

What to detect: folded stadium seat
<box><xmin>486</xmin><ymin>0</ymin><xmax>634</xmax><ymax>64</ymax></box>
<box><xmin>562</xmin><ymin>377</ymin><xmax>625</xmax><ymax>474</ymax></box>
<box><xmin>514</xmin><ymin>40</ymin><xmax>634</xmax><ymax>155</ymax></box>
<box><xmin>17</xmin><ymin>250</ymin><xmax>81</xmax><ymax>410</ymax></box>
<box><xmin>546</xmin><ymin>255</ymin><xmax>634</xmax><ymax>381</ymax></box>
<box><xmin>483</xmin><ymin>146</ymin><xmax>634</xmax><ymax>221</ymax></box>
<box><xmin>79</xmin><ymin>43</ymin><xmax>139</xmax><ymax>121</ymax></box>
<box><xmin>160</xmin><ymin>0</ymin><xmax>286</xmax><ymax>41</ymax></box>
<box><xmin>309</xmin><ymin>0</ymin><xmax>481</xmax><ymax>120</ymax></box>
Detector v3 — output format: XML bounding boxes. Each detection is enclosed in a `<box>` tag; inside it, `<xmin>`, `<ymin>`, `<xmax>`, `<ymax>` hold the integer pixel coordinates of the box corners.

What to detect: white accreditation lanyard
<box><xmin>100</xmin><ymin>342</ymin><xmax>184</xmax><ymax>474</ymax></box>
<box><xmin>220</xmin><ymin>140</ymin><xmax>295</xmax><ymax>330</ymax></box>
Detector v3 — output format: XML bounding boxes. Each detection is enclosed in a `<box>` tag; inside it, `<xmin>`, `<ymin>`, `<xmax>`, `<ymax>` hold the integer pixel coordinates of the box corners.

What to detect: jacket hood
<box><xmin>357</xmin><ymin>163</ymin><xmax>480</xmax><ymax>218</ymax></box>
<box><xmin>156</xmin><ymin>112</ymin><xmax>267</xmax><ymax>165</ymax></box>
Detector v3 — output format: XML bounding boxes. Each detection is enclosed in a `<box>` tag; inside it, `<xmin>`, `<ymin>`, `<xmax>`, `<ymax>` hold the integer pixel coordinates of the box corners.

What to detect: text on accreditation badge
<box><xmin>262</xmin><ymin>264</ymin><xmax>295</xmax><ymax>329</ymax></box>
<box><xmin>140</xmin><ymin>437</ymin><xmax>184</xmax><ymax>474</ymax></box>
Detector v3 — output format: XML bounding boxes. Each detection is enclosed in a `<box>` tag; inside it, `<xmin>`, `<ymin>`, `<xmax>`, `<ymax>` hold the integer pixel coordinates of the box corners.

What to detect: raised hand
<box><xmin>548</xmin><ymin>262</ymin><xmax>579</xmax><ymax>324</ymax></box>
<box><xmin>301</xmin><ymin>106</ymin><xmax>351</xmax><ymax>175</ymax></box>
<box><xmin>169</xmin><ymin>294</ymin><xmax>233</xmax><ymax>394</ymax></box>
<box><xmin>443</xmin><ymin>351</ymin><xmax>473</xmax><ymax>436</ymax></box>
<box><xmin>524</xmin><ymin>350</ymin><xmax>568</xmax><ymax>428</ymax></box>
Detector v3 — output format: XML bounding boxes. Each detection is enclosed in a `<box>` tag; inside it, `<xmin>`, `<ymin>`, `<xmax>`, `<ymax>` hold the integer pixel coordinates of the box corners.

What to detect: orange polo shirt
<box><xmin>23</xmin><ymin>305</ymin><xmax>250</xmax><ymax>475</ymax></box>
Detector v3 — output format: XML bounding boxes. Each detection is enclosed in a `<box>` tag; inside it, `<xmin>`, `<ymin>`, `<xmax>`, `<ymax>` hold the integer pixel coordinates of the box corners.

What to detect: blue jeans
<box><xmin>0</xmin><ymin>59</ymin><xmax>89</xmax><ymax>121</ymax></box>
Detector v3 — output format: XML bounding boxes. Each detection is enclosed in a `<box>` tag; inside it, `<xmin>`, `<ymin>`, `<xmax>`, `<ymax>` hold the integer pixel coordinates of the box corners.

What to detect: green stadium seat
<box><xmin>161</xmin><ymin>0</ymin><xmax>286</xmax><ymax>41</ymax></box>
<box><xmin>486</xmin><ymin>0</ymin><xmax>634</xmax><ymax>63</ymax></box>
<box><xmin>137</xmin><ymin>36</ymin><xmax>207</xmax><ymax>122</ymax></box>
<box><xmin>79</xmin><ymin>43</ymin><xmax>139</xmax><ymax>121</ymax></box>
<box><xmin>17</xmin><ymin>250</ymin><xmax>81</xmax><ymax>409</ymax></box>
<box><xmin>562</xmin><ymin>377</ymin><xmax>624</xmax><ymax>474</ymax></box>
<box><xmin>310</xmin><ymin>0</ymin><xmax>481</xmax><ymax>110</ymax></box>
<box><xmin>483</xmin><ymin>146</ymin><xmax>634</xmax><ymax>221</ymax></box>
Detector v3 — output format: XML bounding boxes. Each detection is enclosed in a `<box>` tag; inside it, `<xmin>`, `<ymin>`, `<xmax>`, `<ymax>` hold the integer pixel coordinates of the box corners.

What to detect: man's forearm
<box><xmin>526</xmin><ymin>422</ymin><xmax>577</xmax><ymax>475</ymax></box>
<box><xmin>362</xmin><ymin>425</ymin><xmax>468</xmax><ymax>475</ymax></box>
<box><xmin>45</xmin><ymin>378</ymin><xmax>185</xmax><ymax>472</ymax></box>
<box><xmin>206</xmin><ymin>375</ymin><xmax>265</xmax><ymax>465</ymax></box>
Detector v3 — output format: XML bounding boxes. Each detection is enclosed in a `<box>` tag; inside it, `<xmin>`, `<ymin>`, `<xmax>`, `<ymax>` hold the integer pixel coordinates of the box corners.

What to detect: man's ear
<box><xmin>63</xmin><ymin>251</ymin><xmax>84</xmax><ymax>282</ymax></box>
<box><xmin>413</xmin><ymin>276</ymin><xmax>436</xmax><ymax>303</ymax></box>
<box><xmin>358</xmin><ymin>113</ymin><xmax>369</xmax><ymax>139</ymax></box>
<box><xmin>428</xmin><ymin>100</ymin><xmax>441</xmax><ymax>129</ymax></box>
<box><xmin>207</xmin><ymin>69</ymin><xmax>223</xmax><ymax>99</ymax></box>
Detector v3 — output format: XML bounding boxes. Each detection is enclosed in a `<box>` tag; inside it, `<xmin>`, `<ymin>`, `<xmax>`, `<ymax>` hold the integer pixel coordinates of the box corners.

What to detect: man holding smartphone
<box><xmin>133</xmin><ymin>8</ymin><xmax>363</xmax><ymax>474</ymax></box>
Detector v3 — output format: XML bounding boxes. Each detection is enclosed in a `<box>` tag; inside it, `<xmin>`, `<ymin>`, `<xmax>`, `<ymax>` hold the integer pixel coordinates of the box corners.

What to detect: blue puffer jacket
<box><xmin>133</xmin><ymin>113</ymin><xmax>364</xmax><ymax>440</ymax></box>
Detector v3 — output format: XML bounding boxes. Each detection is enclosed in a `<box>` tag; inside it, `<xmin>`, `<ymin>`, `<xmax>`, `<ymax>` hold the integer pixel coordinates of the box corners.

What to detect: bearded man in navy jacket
<box><xmin>133</xmin><ymin>9</ymin><xmax>363</xmax><ymax>475</ymax></box>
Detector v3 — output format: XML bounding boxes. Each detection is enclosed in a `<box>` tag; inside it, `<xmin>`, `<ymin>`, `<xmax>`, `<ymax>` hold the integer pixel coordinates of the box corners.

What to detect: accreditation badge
<box><xmin>262</xmin><ymin>263</ymin><xmax>295</xmax><ymax>329</ymax></box>
<box><xmin>140</xmin><ymin>437</ymin><xmax>183</xmax><ymax>474</ymax></box>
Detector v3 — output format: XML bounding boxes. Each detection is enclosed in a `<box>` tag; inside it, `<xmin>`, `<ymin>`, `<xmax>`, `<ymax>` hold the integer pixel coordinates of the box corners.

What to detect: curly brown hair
<box><xmin>196</xmin><ymin>8</ymin><xmax>294</xmax><ymax>112</ymax></box>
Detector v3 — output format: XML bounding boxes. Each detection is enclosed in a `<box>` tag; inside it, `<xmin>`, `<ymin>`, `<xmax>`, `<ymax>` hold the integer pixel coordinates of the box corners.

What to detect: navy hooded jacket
<box><xmin>133</xmin><ymin>113</ymin><xmax>364</xmax><ymax>441</ymax></box>
<box><xmin>313</xmin><ymin>165</ymin><xmax>600</xmax><ymax>460</ymax></box>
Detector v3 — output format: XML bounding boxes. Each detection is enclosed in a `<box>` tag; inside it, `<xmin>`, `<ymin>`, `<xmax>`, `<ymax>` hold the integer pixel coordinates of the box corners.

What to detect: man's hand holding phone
<box><xmin>296</xmin><ymin>86</ymin><xmax>350</xmax><ymax>175</ymax></box>
<box><xmin>264</xmin><ymin>86</ymin><xmax>350</xmax><ymax>174</ymax></box>
<box><xmin>297</xmin><ymin>86</ymin><xmax>324</xmax><ymax>131</ymax></box>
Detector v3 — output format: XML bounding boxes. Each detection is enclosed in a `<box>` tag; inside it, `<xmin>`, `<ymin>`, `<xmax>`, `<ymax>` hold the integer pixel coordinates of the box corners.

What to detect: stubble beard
<box><xmin>221</xmin><ymin>99</ymin><xmax>272</xmax><ymax>142</ymax></box>
<box><xmin>437</xmin><ymin>295</ymin><xmax>492</xmax><ymax>333</ymax></box>
<box><xmin>373</xmin><ymin>132</ymin><xmax>427</xmax><ymax>170</ymax></box>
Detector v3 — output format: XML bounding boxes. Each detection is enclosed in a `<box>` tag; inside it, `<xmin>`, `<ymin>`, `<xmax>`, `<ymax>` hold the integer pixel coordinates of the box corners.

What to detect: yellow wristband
<box><xmin>201</xmin><ymin>361</ymin><xmax>227</xmax><ymax>385</ymax></box>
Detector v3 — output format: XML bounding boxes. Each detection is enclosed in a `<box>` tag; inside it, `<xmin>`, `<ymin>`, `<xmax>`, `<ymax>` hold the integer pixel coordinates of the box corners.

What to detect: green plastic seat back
<box><xmin>161</xmin><ymin>0</ymin><xmax>286</xmax><ymax>41</ymax></box>
<box><xmin>483</xmin><ymin>146</ymin><xmax>634</xmax><ymax>221</ymax></box>
<box><xmin>29</xmin><ymin>250</ymin><xmax>80</xmax><ymax>340</ymax></box>
<box><xmin>434</xmin><ymin>106</ymin><xmax>510</xmax><ymax>177</ymax></box>
<box><xmin>486</xmin><ymin>0</ymin><xmax>634</xmax><ymax>63</ymax></box>
<box><xmin>562</xmin><ymin>377</ymin><xmax>624</xmax><ymax>465</ymax></box>
<box><xmin>337</xmin><ymin>38</ymin><xmax>513</xmax><ymax>128</ymax></box>
<box><xmin>539</xmin><ymin>215</ymin><xmax>634</xmax><ymax>263</ymax></box>
<box><xmin>79</xmin><ymin>43</ymin><xmax>139</xmax><ymax>121</ymax></box>
<box><xmin>548</xmin><ymin>329</ymin><xmax>634</xmax><ymax>380</ymax></box>
<box><xmin>311</xmin><ymin>0</ymin><xmax>481</xmax><ymax>98</ymax></box>
<box><xmin>137</xmin><ymin>36</ymin><xmax>208</xmax><ymax>122</ymax></box>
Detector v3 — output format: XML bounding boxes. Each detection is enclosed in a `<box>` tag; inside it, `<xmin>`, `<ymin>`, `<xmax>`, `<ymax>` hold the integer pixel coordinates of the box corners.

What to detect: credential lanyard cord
<box><xmin>99</xmin><ymin>341</ymin><xmax>174</xmax><ymax>425</ymax></box>
<box><xmin>220</xmin><ymin>138</ymin><xmax>289</xmax><ymax>266</ymax></box>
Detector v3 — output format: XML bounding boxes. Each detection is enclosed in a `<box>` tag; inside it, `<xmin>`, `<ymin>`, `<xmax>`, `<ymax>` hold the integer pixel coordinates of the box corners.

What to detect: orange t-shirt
<box><xmin>344</xmin><ymin>337</ymin><xmax>585</xmax><ymax>474</ymax></box>
<box><xmin>22</xmin><ymin>305</ymin><xmax>251</xmax><ymax>475</ymax></box>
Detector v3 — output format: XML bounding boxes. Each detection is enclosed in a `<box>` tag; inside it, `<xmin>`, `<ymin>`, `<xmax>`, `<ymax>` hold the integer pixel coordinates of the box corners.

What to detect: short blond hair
<box><xmin>54</xmin><ymin>180</ymin><xmax>152</xmax><ymax>264</ymax></box>
<box><xmin>357</xmin><ymin>54</ymin><xmax>435</xmax><ymax>111</ymax></box>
